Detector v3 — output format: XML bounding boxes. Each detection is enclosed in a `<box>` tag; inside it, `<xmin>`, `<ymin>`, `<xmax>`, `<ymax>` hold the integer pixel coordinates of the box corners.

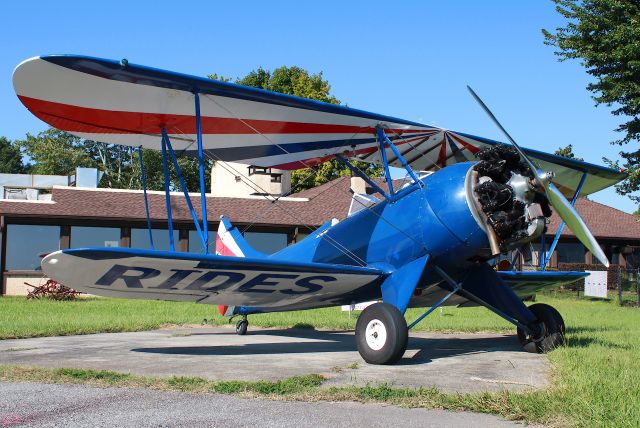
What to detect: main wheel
<box><xmin>517</xmin><ymin>303</ymin><xmax>565</xmax><ymax>353</ymax></box>
<box><xmin>236</xmin><ymin>319</ymin><xmax>248</xmax><ymax>335</ymax></box>
<box><xmin>355</xmin><ymin>303</ymin><xmax>408</xmax><ymax>365</ymax></box>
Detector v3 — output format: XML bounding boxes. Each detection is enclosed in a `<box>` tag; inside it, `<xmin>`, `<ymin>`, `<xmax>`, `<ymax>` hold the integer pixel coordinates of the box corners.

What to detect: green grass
<box><xmin>1</xmin><ymin>294</ymin><xmax>639</xmax><ymax>427</ymax></box>
<box><xmin>0</xmin><ymin>297</ymin><xmax>215</xmax><ymax>339</ymax></box>
<box><xmin>0</xmin><ymin>295</ymin><xmax>517</xmax><ymax>339</ymax></box>
<box><xmin>0</xmin><ymin>365</ymin><xmax>324</xmax><ymax>395</ymax></box>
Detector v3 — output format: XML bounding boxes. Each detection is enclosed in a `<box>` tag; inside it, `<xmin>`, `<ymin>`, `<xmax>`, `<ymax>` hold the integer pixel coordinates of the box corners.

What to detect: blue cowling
<box><xmin>421</xmin><ymin>162</ymin><xmax>490</xmax><ymax>268</ymax></box>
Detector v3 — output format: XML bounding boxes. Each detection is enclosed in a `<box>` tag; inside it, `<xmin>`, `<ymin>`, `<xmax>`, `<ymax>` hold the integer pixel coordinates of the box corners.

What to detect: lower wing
<box><xmin>499</xmin><ymin>270</ymin><xmax>588</xmax><ymax>298</ymax></box>
<box><xmin>41</xmin><ymin>248</ymin><xmax>386</xmax><ymax>309</ymax></box>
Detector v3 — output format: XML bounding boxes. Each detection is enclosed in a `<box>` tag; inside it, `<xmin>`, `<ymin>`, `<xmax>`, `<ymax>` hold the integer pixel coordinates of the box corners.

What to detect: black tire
<box><xmin>236</xmin><ymin>319</ymin><xmax>248</xmax><ymax>335</ymax></box>
<box><xmin>517</xmin><ymin>303</ymin><xmax>565</xmax><ymax>353</ymax></box>
<box><xmin>355</xmin><ymin>303</ymin><xmax>408</xmax><ymax>365</ymax></box>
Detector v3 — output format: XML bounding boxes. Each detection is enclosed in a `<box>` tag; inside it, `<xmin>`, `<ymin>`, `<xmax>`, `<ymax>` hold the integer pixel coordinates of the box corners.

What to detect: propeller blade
<box><xmin>467</xmin><ymin>85</ymin><xmax>610</xmax><ymax>267</ymax></box>
<box><xmin>546</xmin><ymin>183</ymin><xmax>609</xmax><ymax>267</ymax></box>
<box><xmin>466</xmin><ymin>86</ymin><xmax>541</xmax><ymax>178</ymax></box>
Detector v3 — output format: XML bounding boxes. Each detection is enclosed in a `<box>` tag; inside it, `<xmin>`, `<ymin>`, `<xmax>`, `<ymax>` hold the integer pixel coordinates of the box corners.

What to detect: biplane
<box><xmin>13</xmin><ymin>55</ymin><xmax>625</xmax><ymax>364</ymax></box>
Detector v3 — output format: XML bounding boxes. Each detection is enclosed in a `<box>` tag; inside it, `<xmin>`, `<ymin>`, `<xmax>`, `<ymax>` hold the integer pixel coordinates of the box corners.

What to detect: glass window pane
<box><xmin>244</xmin><ymin>232</ymin><xmax>288</xmax><ymax>254</ymax></box>
<box><xmin>557</xmin><ymin>242</ymin><xmax>585</xmax><ymax>263</ymax></box>
<box><xmin>131</xmin><ymin>228</ymin><xmax>179</xmax><ymax>251</ymax></box>
<box><xmin>6</xmin><ymin>224</ymin><xmax>60</xmax><ymax>271</ymax></box>
<box><xmin>71</xmin><ymin>226</ymin><xmax>120</xmax><ymax>248</ymax></box>
<box><xmin>188</xmin><ymin>230</ymin><xmax>217</xmax><ymax>253</ymax></box>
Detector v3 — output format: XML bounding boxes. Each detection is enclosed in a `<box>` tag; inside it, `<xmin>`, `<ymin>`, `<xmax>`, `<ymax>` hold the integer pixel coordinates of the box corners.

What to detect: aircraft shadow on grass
<box><xmin>131</xmin><ymin>328</ymin><xmax>523</xmax><ymax>365</ymax></box>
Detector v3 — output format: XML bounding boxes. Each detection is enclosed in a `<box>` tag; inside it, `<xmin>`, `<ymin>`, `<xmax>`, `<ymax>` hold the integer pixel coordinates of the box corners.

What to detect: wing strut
<box><xmin>161</xmin><ymin>129</ymin><xmax>208</xmax><ymax>252</ymax></box>
<box><xmin>152</xmin><ymin>93</ymin><xmax>211</xmax><ymax>254</ymax></box>
<box><xmin>335</xmin><ymin>126</ymin><xmax>424</xmax><ymax>202</ymax></box>
<box><xmin>138</xmin><ymin>146</ymin><xmax>155</xmax><ymax>250</ymax></box>
<box><xmin>541</xmin><ymin>171</ymin><xmax>587</xmax><ymax>270</ymax></box>
<box><xmin>375</xmin><ymin>126</ymin><xmax>423</xmax><ymax>189</ymax></box>
<box><xmin>194</xmin><ymin>93</ymin><xmax>209</xmax><ymax>253</ymax></box>
<box><xmin>160</xmin><ymin>129</ymin><xmax>175</xmax><ymax>251</ymax></box>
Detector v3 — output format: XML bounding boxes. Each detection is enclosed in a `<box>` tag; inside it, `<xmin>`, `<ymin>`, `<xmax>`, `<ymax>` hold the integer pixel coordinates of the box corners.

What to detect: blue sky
<box><xmin>1</xmin><ymin>0</ymin><xmax>635</xmax><ymax>212</ymax></box>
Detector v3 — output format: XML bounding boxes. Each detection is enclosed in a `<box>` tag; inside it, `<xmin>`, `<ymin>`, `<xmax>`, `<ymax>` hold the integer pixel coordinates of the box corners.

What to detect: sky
<box><xmin>1</xmin><ymin>0</ymin><xmax>636</xmax><ymax>212</ymax></box>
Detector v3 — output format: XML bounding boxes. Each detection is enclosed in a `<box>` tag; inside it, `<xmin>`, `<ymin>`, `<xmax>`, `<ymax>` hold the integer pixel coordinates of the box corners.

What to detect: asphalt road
<box><xmin>0</xmin><ymin>382</ymin><xmax>524</xmax><ymax>427</ymax></box>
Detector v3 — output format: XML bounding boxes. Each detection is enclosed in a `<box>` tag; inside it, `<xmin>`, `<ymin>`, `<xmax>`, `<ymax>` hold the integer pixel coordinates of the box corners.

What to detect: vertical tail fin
<box><xmin>215</xmin><ymin>215</ymin><xmax>263</xmax><ymax>316</ymax></box>
<box><xmin>215</xmin><ymin>215</ymin><xmax>264</xmax><ymax>258</ymax></box>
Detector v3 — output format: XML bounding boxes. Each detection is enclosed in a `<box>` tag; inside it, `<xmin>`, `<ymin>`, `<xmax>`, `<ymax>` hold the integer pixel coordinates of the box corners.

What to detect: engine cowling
<box><xmin>419</xmin><ymin>145</ymin><xmax>551</xmax><ymax>270</ymax></box>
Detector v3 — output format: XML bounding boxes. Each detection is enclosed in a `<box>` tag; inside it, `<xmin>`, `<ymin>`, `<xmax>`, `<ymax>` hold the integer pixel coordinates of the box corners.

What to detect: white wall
<box><xmin>211</xmin><ymin>161</ymin><xmax>291</xmax><ymax>197</ymax></box>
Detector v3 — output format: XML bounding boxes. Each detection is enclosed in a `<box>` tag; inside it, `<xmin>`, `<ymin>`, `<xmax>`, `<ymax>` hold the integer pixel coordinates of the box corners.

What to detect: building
<box><xmin>1</xmin><ymin>168</ymin><xmax>639</xmax><ymax>295</ymax></box>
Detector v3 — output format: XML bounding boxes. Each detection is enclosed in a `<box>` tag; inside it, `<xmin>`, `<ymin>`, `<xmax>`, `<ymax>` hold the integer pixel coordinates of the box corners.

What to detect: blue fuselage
<box><xmin>275</xmin><ymin>162</ymin><xmax>490</xmax><ymax>280</ymax></box>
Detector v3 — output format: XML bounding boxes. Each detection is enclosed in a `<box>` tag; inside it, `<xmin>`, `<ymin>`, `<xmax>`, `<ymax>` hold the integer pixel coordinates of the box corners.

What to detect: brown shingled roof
<box><xmin>0</xmin><ymin>188</ymin><xmax>324</xmax><ymax>228</ymax></box>
<box><xmin>546</xmin><ymin>198</ymin><xmax>640</xmax><ymax>240</ymax></box>
<box><xmin>1</xmin><ymin>179</ymin><xmax>638</xmax><ymax>241</ymax></box>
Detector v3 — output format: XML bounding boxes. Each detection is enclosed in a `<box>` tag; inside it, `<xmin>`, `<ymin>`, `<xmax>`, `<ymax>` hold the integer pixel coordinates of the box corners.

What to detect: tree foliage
<box><xmin>0</xmin><ymin>136</ymin><xmax>28</xmax><ymax>173</ymax></box>
<box><xmin>543</xmin><ymin>0</ymin><xmax>640</xmax><ymax>202</ymax></box>
<box><xmin>554</xmin><ymin>144</ymin><xmax>584</xmax><ymax>161</ymax></box>
<box><xmin>211</xmin><ymin>66</ymin><xmax>381</xmax><ymax>193</ymax></box>
<box><xmin>17</xmin><ymin>128</ymin><xmax>210</xmax><ymax>191</ymax></box>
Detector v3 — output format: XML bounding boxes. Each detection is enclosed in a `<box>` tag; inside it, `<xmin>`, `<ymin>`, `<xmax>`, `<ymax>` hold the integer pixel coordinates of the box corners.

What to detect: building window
<box><xmin>131</xmin><ymin>228</ymin><xmax>179</xmax><ymax>251</ymax></box>
<box><xmin>188</xmin><ymin>230</ymin><xmax>217</xmax><ymax>253</ymax></box>
<box><xmin>71</xmin><ymin>226</ymin><xmax>120</xmax><ymax>248</ymax></box>
<box><xmin>625</xmin><ymin>247</ymin><xmax>640</xmax><ymax>269</ymax></box>
<box><xmin>248</xmin><ymin>166</ymin><xmax>271</xmax><ymax>176</ymax></box>
<box><xmin>243</xmin><ymin>232</ymin><xmax>288</xmax><ymax>254</ymax></box>
<box><xmin>270</xmin><ymin>174</ymin><xmax>282</xmax><ymax>183</ymax></box>
<box><xmin>557</xmin><ymin>242</ymin><xmax>585</xmax><ymax>263</ymax></box>
<box><xmin>6</xmin><ymin>224</ymin><xmax>60</xmax><ymax>271</ymax></box>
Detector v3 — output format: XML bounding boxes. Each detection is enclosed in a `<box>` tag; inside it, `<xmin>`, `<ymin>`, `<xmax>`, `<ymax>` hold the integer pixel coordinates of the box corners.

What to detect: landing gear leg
<box><xmin>355</xmin><ymin>303</ymin><xmax>408</xmax><ymax>365</ymax></box>
<box><xmin>517</xmin><ymin>303</ymin><xmax>565</xmax><ymax>353</ymax></box>
<box><xmin>235</xmin><ymin>315</ymin><xmax>248</xmax><ymax>336</ymax></box>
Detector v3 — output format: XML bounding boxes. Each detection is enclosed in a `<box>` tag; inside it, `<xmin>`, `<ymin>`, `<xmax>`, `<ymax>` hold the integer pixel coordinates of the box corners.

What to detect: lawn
<box><xmin>0</xmin><ymin>295</ymin><xmax>517</xmax><ymax>339</ymax></box>
<box><xmin>1</xmin><ymin>294</ymin><xmax>639</xmax><ymax>427</ymax></box>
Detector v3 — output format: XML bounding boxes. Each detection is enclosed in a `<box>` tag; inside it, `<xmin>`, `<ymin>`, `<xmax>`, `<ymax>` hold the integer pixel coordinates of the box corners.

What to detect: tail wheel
<box><xmin>518</xmin><ymin>303</ymin><xmax>565</xmax><ymax>353</ymax></box>
<box><xmin>355</xmin><ymin>303</ymin><xmax>408</xmax><ymax>365</ymax></box>
<box><xmin>235</xmin><ymin>318</ymin><xmax>248</xmax><ymax>335</ymax></box>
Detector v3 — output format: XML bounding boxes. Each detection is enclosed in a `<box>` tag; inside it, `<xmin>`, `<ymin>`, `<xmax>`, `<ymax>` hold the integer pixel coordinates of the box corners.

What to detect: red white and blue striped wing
<box><xmin>13</xmin><ymin>55</ymin><xmax>434</xmax><ymax>170</ymax></box>
<box><xmin>13</xmin><ymin>55</ymin><xmax>625</xmax><ymax>196</ymax></box>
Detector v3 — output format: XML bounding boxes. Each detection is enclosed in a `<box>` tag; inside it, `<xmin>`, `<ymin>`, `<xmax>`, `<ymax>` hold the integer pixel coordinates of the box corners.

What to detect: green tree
<box><xmin>543</xmin><ymin>0</ymin><xmax>640</xmax><ymax>202</ymax></box>
<box><xmin>554</xmin><ymin>144</ymin><xmax>584</xmax><ymax>161</ymax></box>
<box><xmin>212</xmin><ymin>66</ymin><xmax>381</xmax><ymax>192</ymax></box>
<box><xmin>17</xmin><ymin>128</ymin><xmax>210</xmax><ymax>191</ymax></box>
<box><xmin>0</xmin><ymin>136</ymin><xmax>28</xmax><ymax>173</ymax></box>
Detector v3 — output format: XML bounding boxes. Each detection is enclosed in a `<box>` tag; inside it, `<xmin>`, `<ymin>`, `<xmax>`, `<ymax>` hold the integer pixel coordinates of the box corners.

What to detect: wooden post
<box><xmin>179</xmin><ymin>228</ymin><xmax>189</xmax><ymax>252</ymax></box>
<box><xmin>637</xmin><ymin>268</ymin><xmax>640</xmax><ymax>307</ymax></box>
<box><xmin>618</xmin><ymin>265</ymin><xmax>623</xmax><ymax>306</ymax></box>
<box><xmin>0</xmin><ymin>216</ymin><xmax>6</xmax><ymax>296</ymax></box>
<box><xmin>60</xmin><ymin>225</ymin><xmax>71</xmax><ymax>250</ymax></box>
<box><xmin>120</xmin><ymin>227</ymin><xmax>131</xmax><ymax>248</ymax></box>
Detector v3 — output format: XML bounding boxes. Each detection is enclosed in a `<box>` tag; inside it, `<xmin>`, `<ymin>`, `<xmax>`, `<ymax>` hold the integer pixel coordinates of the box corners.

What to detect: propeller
<box><xmin>467</xmin><ymin>85</ymin><xmax>609</xmax><ymax>267</ymax></box>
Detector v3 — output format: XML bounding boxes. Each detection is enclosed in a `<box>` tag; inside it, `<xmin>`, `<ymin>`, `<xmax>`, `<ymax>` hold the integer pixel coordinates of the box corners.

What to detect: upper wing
<box><xmin>14</xmin><ymin>55</ymin><xmax>625</xmax><ymax>196</ymax></box>
<box><xmin>358</xmin><ymin>131</ymin><xmax>626</xmax><ymax>197</ymax></box>
<box><xmin>40</xmin><ymin>247</ymin><xmax>385</xmax><ymax>309</ymax></box>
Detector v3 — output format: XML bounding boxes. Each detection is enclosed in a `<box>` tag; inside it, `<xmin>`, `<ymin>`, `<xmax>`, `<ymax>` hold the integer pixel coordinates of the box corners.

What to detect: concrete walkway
<box><xmin>0</xmin><ymin>326</ymin><xmax>548</xmax><ymax>393</ymax></box>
